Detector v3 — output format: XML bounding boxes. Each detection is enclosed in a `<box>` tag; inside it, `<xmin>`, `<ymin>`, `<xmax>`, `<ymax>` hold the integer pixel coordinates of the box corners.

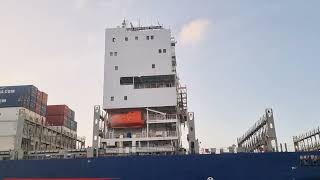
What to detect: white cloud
<box><xmin>179</xmin><ymin>19</ymin><xmax>210</xmax><ymax>45</ymax></box>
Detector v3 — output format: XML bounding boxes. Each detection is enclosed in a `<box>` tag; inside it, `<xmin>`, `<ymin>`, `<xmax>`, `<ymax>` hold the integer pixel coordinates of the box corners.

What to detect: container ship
<box><xmin>0</xmin><ymin>21</ymin><xmax>319</xmax><ymax>180</ymax></box>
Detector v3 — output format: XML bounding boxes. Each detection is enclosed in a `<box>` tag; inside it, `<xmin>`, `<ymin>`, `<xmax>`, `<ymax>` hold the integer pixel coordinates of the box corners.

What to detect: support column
<box><xmin>92</xmin><ymin>105</ymin><xmax>101</xmax><ymax>149</ymax></box>
<box><xmin>187</xmin><ymin>112</ymin><xmax>199</xmax><ymax>154</ymax></box>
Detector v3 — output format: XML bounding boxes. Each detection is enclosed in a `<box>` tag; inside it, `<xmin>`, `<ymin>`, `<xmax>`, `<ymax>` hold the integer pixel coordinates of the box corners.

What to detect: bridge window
<box><xmin>134</xmin><ymin>75</ymin><xmax>175</xmax><ymax>89</ymax></box>
<box><xmin>120</xmin><ymin>77</ymin><xmax>133</xmax><ymax>85</ymax></box>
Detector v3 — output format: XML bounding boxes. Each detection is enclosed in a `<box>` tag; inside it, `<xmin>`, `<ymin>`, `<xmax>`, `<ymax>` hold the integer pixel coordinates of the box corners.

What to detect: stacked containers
<box><xmin>47</xmin><ymin>105</ymin><xmax>77</xmax><ymax>131</ymax></box>
<box><xmin>0</xmin><ymin>85</ymin><xmax>48</xmax><ymax>117</ymax></box>
<box><xmin>41</xmin><ymin>92</ymin><xmax>48</xmax><ymax>116</ymax></box>
<box><xmin>70</xmin><ymin>110</ymin><xmax>77</xmax><ymax>131</ymax></box>
<box><xmin>70</xmin><ymin>119</ymin><xmax>77</xmax><ymax>132</ymax></box>
<box><xmin>35</xmin><ymin>91</ymin><xmax>42</xmax><ymax>114</ymax></box>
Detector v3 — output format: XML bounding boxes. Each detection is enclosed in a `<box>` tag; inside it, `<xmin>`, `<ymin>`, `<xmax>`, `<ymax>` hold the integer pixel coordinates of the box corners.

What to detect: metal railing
<box><xmin>106</xmin><ymin>131</ymin><xmax>178</xmax><ymax>139</ymax></box>
<box><xmin>147</xmin><ymin>114</ymin><xmax>177</xmax><ymax>121</ymax></box>
<box><xmin>293</xmin><ymin>126</ymin><xmax>320</xmax><ymax>152</ymax></box>
<box><xmin>105</xmin><ymin>146</ymin><xmax>175</xmax><ymax>154</ymax></box>
<box><xmin>293</xmin><ymin>127</ymin><xmax>320</xmax><ymax>143</ymax></box>
<box><xmin>134</xmin><ymin>82</ymin><xmax>175</xmax><ymax>89</ymax></box>
<box><xmin>148</xmin><ymin>131</ymin><xmax>177</xmax><ymax>138</ymax></box>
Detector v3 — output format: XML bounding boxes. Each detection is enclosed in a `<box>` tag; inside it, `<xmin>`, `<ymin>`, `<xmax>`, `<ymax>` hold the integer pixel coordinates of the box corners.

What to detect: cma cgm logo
<box><xmin>0</xmin><ymin>89</ymin><xmax>15</xmax><ymax>94</ymax></box>
<box><xmin>0</xmin><ymin>99</ymin><xmax>7</xmax><ymax>103</ymax></box>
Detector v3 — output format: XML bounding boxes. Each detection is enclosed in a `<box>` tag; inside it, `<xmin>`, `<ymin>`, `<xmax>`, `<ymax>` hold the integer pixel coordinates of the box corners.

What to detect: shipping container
<box><xmin>46</xmin><ymin>115</ymin><xmax>68</xmax><ymax>126</ymax></box>
<box><xmin>41</xmin><ymin>92</ymin><xmax>48</xmax><ymax>104</ymax></box>
<box><xmin>40</xmin><ymin>105</ymin><xmax>47</xmax><ymax>117</ymax></box>
<box><xmin>36</xmin><ymin>91</ymin><xmax>42</xmax><ymax>103</ymax></box>
<box><xmin>0</xmin><ymin>85</ymin><xmax>47</xmax><ymax>116</ymax></box>
<box><xmin>71</xmin><ymin>110</ymin><xmax>75</xmax><ymax>120</ymax></box>
<box><xmin>0</xmin><ymin>107</ymin><xmax>46</xmax><ymax>151</ymax></box>
<box><xmin>110</xmin><ymin>111</ymin><xmax>144</xmax><ymax>128</ymax></box>
<box><xmin>47</xmin><ymin>105</ymin><xmax>76</xmax><ymax>130</ymax></box>
<box><xmin>70</xmin><ymin>120</ymin><xmax>77</xmax><ymax>131</ymax></box>
<box><xmin>47</xmin><ymin>105</ymin><xmax>69</xmax><ymax>116</ymax></box>
<box><xmin>67</xmin><ymin>119</ymin><xmax>72</xmax><ymax>129</ymax></box>
<box><xmin>35</xmin><ymin>103</ymin><xmax>41</xmax><ymax>114</ymax></box>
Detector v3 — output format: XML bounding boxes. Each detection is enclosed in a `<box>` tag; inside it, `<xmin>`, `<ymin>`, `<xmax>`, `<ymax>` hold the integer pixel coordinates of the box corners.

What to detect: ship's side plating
<box><xmin>1</xmin><ymin>152</ymin><xmax>320</xmax><ymax>180</ymax></box>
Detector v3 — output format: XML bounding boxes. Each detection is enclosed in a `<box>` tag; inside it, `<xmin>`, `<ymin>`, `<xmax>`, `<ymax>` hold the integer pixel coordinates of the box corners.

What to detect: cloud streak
<box><xmin>179</xmin><ymin>19</ymin><xmax>210</xmax><ymax>45</ymax></box>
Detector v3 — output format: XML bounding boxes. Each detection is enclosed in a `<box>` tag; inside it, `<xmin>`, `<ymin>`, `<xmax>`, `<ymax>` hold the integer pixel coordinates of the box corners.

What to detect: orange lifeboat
<box><xmin>110</xmin><ymin>111</ymin><xmax>144</xmax><ymax>128</ymax></box>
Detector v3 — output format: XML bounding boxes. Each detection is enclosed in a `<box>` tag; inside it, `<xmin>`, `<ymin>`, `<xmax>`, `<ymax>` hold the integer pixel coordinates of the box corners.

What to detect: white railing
<box><xmin>148</xmin><ymin>131</ymin><xmax>177</xmax><ymax>138</ymax></box>
<box><xmin>293</xmin><ymin>127</ymin><xmax>320</xmax><ymax>143</ymax></box>
<box><xmin>106</xmin><ymin>132</ymin><xmax>177</xmax><ymax>139</ymax></box>
<box><xmin>105</xmin><ymin>146</ymin><xmax>175</xmax><ymax>154</ymax></box>
<box><xmin>136</xmin><ymin>146</ymin><xmax>174</xmax><ymax>152</ymax></box>
<box><xmin>147</xmin><ymin>114</ymin><xmax>177</xmax><ymax>122</ymax></box>
<box><xmin>134</xmin><ymin>82</ymin><xmax>175</xmax><ymax>89</ymax></box>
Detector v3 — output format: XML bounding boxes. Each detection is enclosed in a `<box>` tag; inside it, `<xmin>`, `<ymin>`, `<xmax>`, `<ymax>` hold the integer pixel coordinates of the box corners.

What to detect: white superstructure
<box><xmin>103</xmin><ymin>24</ymin><xmax>176</xmax><ymax>109</ymax></box>
<box><xmin>98</xmin><ymin>21</ymin><xmax>198</xmax><ymax>155</ymax></box>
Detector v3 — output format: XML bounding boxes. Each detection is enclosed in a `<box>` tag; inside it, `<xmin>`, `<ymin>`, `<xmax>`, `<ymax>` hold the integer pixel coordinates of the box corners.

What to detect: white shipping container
<box><xmin>0</xmin><ymin>121</ymin><xmax>17</xmax><ymax>136</ymax></box>
<box><xmin>0</xmin><ymin>107</ymin><xmax>22</xmax><ymax>151</ymax></box>
<box><xmin>0</xmin><ymin>107</ymin><xmax>46</xmax><ymax>123</ymax></box>
<box><xmin>0</xmin><ymin>107</ymin><xmax>46</xmax><ymax>151</ymax></box>
<box><xmin>0</xmin><ymin>137</ymin><xmax>15</xmax><ymax>151</ymax></box>
<box><xmin>0</xmin><ymin>107</ymin><xmax>21</xmax><ymax>121</ymax></box>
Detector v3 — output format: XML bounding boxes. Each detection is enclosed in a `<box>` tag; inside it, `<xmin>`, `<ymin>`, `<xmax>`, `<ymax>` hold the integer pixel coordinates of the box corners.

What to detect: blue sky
<box><xmin>0</xmin><ymin>0</ymin><xmax>320</xmax><ymax>149</ymax></box>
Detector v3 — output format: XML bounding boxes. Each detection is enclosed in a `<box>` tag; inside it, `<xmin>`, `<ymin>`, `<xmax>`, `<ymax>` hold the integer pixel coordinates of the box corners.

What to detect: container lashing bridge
<box><xmin>237</xmin><ymin>108</ymin><xmax>278</xmax><ymax>152</ymax></box>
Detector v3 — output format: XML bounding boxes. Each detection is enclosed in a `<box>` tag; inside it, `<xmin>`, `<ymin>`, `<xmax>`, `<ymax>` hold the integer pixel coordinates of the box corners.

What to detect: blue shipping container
<box><xmin>70</xmin><ymin>120</ymin><xmax>77</xmax><ymax>131</ymax></box>
<box><xmin>0</xmin><ymin>85</ymin><xmax>46</xmax><ymax>115</ymax></box>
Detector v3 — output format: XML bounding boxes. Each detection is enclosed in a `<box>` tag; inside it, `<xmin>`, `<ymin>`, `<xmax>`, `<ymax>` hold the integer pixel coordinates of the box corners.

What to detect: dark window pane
<box><xmin>120</xmin><ymin>77</ymin><xmax>134</xmax><ymax>85</ymax></box>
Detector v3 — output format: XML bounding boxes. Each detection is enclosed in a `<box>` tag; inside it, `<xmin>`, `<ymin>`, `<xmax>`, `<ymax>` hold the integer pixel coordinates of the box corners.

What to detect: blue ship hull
<box><xmin>1</xmin><ymin>152</ymin><xmax>320</xmax><ymax>180</ymax></box>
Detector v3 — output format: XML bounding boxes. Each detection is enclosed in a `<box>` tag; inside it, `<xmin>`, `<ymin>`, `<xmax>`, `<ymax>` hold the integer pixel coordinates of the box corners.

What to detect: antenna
<box><xmin>121</xmin><ymin>19</ymin><xmax>126</xmax><ymax>28</ymax></box>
